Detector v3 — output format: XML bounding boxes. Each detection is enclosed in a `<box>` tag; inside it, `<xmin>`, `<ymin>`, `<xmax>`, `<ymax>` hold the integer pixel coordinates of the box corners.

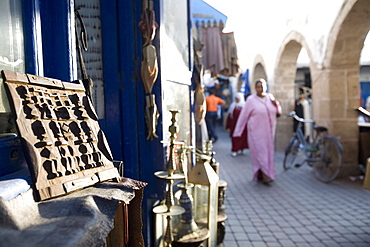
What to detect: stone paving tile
<box><xmin>278</xmin><ymin>239</ymin><xmax>296</xmax><ymax>246</ymax></box>
<box><xmin>342</xmin><ymin>234</ymin><xmax>367</xmax><ymax>243</ymax></box>
<box><xmin>276</xmin><ymin>221</ymin><xmax>291</xmax><ymax>227</ymax></box>
<box><xmin>288</xmin><ymin>235</ymin><xmax>306</xmax><ymax>243</ymax></box>
<box><xmin>221</xmin><ymin>240</ymin><xmax>239</xmax><ymax>247</ymax></box>
<box><xmin>312</xmin><ymin>231</ymin><xmax>332</xmax><ymax>240</ymax></box>
<box><xmin>235</xmin><ymin>240</ymin><xmax>253</xmax><ymax>247</ymax></box>
<box><xmin>281</xmin><ymin>227</ymin><xmax>298</xmax><ymax>235</ymax></box>
<box><xmin>243</xmin><ymin>226</ymin><xmax>258</xmax><ymax>234</ymax></box>
<box><xmin>306</xmin><ymin>225</ymin><xmax>322</xmax><ymax>232</ymax></box>
<box><xmin>349</xmin><ymin>244</ymin><xmax>370</xmax><ymax>247</ymax></box>
<box><xmin>262</xmin><ymin>243</ymin><xmax>281</xmax><ymax>247</ymax></box>
<box><xmin>233</xmin><ymin>232</ymin><xmax>249</xmax><ymax>241</ymax></box>
<box><xmin>247</xmin><ymin>233</ymin><xmax>263</xmax><ymax>241</ymax></box>
<box><xmin>240</xmin><ymin>221</ymin><xmax>254</xmax><ymax>227</ymax></box>
<box><xmin>213</xmin><ymin>126</ymin><xmax>370</xmax><ymax>247</ymax></box>
<box><xmin>357</xmin><ymin>233</ymin><xmax>370</xmax><ymax>242</ymax></box>
<box><xmin>338</xmin><ymin>242</ymin><xmax>362</xmax><ymax>247</ymax></box>
<box><xmin>319</xmin><ymin>240</ymin><xmax>335</xmax><ymax>246</ymax></box>
<box><xmin>229</xmin><ymin>225</ymin><xmax>244</xmax><ymax>233</ymax></box>
<box><xmin>258</xmin><ymin>230</ymin><xmax>273</xmax><ymax>237</ymax></box>
<box><xmin>325</xmin><ymin>231</ymin><xmax>342</xmax><ymax>238</ymax></box>
<box><xmin>250</xmin><ymin>241</ymin><xmax>268</xmax><ymax>247</ymax></box>
<box><xmin>272</xmin><ymin>231</ymin><xmax>289</xmax><ymax>240</ymax></box>
<box><xmin>262</xmin><ymin>236</ymin><xmax>277</xmax><ymax>242</ymax></box>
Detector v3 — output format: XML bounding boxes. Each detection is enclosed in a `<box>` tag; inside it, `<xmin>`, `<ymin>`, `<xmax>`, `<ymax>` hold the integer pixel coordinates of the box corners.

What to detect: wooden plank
<box><xmin>27</xmin><ymin>73</ymin><xmax>63</xmax><ymax>88</ymax></box>
<box><xmin>106</xmin><ymin>202</ymin><xmax>126</xmax><ymax>247</ymax></box>
<box><xmin>38</xmin><ymin>183</ymin><xmax>66</xmax><ymax>201</ymax></box>
<box><xmin>2</xmin><ymin>70</ymin><xmax>29</xmax><ymax>84</ymax></box>
<box><xmin>63</xmin><ymin>80</ymin><xmax>85</xmax><ymax>91</ymax></box>
<box><xmin>63</xmin><ymin>174</ymin><xmax>100</xmax><ymax>193</ymax></box>
<box><xmin>97</xmin><ymin>167</ymin><xmax>120</xmax><ymax>182</ymax></box>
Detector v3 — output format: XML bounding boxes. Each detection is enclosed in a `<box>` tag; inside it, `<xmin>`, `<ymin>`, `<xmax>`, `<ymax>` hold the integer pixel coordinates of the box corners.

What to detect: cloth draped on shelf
<box><xmin>0</xmin><ymin>178</ymin><xmax>147</xmax><ymax>247</ymax></box>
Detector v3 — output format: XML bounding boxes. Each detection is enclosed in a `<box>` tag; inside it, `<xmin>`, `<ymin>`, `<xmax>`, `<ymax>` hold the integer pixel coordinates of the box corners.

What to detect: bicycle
<box><xmin>283</xmin><ymin>111</ymin><xmax>344</xmax><ymax>183</ymax></box>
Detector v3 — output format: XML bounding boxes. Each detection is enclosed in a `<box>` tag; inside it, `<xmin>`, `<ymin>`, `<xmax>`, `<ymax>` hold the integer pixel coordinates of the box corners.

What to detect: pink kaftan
<box><xmin>233</xmin><ymin>94</ymin><xmax>279</xmax><ymax>180</ymax></box>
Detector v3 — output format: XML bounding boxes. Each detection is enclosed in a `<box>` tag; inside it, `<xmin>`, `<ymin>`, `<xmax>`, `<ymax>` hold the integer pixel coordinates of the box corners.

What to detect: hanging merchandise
<box><xmin>139</xmin><ymin>0</ymin><xmax>160</xmax><ymax>140</ymax></box>
<box><xmin>221</xmin><ymin>32</ymin><xmax>239</xmax><ymax>77</ymax></box>
<box><xmin>199</xmin><ymin>23</ymin><xmax>225</xmax><ymax>77</ymax></box>
<box><xmin>75</xmin><ymin>9</ymin><xmax>94</xmax><ymax>104</ymax></box>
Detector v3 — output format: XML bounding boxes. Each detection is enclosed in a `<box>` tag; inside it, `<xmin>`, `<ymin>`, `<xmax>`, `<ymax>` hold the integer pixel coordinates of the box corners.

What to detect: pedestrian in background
<box><xmin>233</xmin><ymin>78</ymin><xmax>281</xmax><ymax>184</ymax></box>
<box><xmin>205</xmin><ymin>91</ymin><xmax>224</xmax><ymax>143</ymax></box>
<box><xmin>225</xmin><ymin>92</ymin><xmax>248</xmax><ymax>157</ymax></box>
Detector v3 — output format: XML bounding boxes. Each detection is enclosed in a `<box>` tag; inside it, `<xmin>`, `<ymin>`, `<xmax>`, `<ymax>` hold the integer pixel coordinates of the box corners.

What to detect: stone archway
<box><xmin>316</xmin><ymin>0</ymin><xmax>370</xmax><ymax>176</ymax></box>
<box><xmin>252</xmin><ymin>54</ymin><xmax>267</xmax><ymax>82</ymax></box>
<box><xmin>273</xmin><ymin>31</ymin><xmax>315</xmax><ymax>151</ymax></box>
<box><xmin>250</xmin><ymin>55</ymin><xmax>268</xmax><ymax>94</ymax></box>
<box><xmin>253</xmin><ymin>63</ymin><xmax>267</xmax><ymax>83</ymax></box>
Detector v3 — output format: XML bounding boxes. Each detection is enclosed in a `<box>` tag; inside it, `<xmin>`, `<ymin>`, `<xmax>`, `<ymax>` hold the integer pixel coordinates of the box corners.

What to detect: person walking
<box><xmin>233</xmin><ymin>79</ymin><xmax>281</xmax><ymax>184</ymax></box>
<box><xmin>225</xmin><ymin>92</ymin><xmax>248</xmax><ymax>157</ymax></box>
<box><xmin>205</xmin><ymin>91</ymin><xmax>224</xmax><ymax>143</ymax></box>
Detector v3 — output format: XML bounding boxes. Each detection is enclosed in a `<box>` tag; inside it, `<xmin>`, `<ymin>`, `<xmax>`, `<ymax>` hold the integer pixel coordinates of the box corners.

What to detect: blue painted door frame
<box><xmin>21</xmin><ymin>0</ymin><xmax>191</xmax><ymax>245</ymax></box>
<box><xmin>22</xmin><ymin>0</ymin><xmax>43</xmax><ymax>75</ymax></box>
<box><xmin>100</xmin><ymin>1</ymin><xmax>166</xmax><ymax>246</ymax></box>
<box><xmin>40</xmin><ymin>0</ymin><xmax>75</xmax><ymax>81</ymax></box>
<box><xmin>23</xmin><ymin>0</ymin><xmax>74</xmax><ymax>79</ymax></box>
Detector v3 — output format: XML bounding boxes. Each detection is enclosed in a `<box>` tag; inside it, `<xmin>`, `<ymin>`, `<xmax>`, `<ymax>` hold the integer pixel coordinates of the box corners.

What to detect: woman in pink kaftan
<box><xmin>233</xmin><ymin>79</ymin><xmax>281</xmax><ymax>184</ymax></box>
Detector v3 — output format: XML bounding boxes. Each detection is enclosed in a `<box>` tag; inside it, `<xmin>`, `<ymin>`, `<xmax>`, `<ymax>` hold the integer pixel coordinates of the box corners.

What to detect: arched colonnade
<box><xmin>250</xmin><ymin>0</ymin><xmax>370</xmax><ymax>176</ymax></box>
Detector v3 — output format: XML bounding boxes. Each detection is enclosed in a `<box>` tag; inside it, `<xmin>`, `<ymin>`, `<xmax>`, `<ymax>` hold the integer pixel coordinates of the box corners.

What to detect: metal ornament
<box><xmin>139</xmin><ymin>0</ymin><xmax>160</xmax><ymax>140</ymax></box>
<box><xmin>75</xmin><ymin>9</ymin><xmax>94</xmax><ymax>104</ymax></box>
<box><xmin>153</xmin><ymin>110</ymin><xmax>185</xmax><ymax>246</ymax></box>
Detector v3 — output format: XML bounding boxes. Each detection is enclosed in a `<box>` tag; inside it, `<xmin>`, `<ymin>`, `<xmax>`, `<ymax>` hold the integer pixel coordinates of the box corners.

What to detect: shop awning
<box><xmin>191</xmin><ymin>0</ymin><xmax>227</xmax><ymax>27</ymax></box>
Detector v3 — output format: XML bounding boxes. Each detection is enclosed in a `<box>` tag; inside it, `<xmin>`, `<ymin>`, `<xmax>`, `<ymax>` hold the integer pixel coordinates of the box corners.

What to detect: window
<box><xmin>0</xmin><ymin>0</ymin><xmax>24</xmax><ymax>133</ymax></box>
<box><xmin>75</xmin><ymin>0</ymin><xmax>105</xmax><ymax>119</ymax></box>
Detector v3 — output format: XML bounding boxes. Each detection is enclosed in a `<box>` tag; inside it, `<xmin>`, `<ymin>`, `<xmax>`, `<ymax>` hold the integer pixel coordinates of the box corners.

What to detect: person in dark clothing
<box><xmin>205</xmin><ymin>92</ymin><xmax>224</xmax><ymax>143</ymax></box>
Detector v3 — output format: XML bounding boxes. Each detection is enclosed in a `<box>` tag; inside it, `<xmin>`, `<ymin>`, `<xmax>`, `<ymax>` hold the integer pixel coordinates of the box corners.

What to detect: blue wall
<box><xmin>360</xmin><ymin>81</ymin><xmax>370</xmax><ymax>108</ymax></box>
<box><xmin>100</xmin><ymin>1</ymin><xmax>167</xmax><ymax>246</ymax></box>
<box><xmin>22</xmin><ymin>0</ymin><xmax>169</xmax><ymax>245</ymax></box>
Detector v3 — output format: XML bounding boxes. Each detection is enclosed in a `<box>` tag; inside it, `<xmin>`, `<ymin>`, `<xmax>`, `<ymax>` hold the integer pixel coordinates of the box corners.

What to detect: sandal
<box><xmin>262</xmin><ymin>177</ymin><xmax>273</xmax><ymax>184</ymax></box>
<box><xmin>262</xmin><ymin>173</ymin><xmax>273</xmax><ymax>184</ymax></box>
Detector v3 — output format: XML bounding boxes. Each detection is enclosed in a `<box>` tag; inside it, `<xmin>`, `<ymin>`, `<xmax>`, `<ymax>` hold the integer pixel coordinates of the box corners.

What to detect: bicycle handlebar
<box><xmin>284</xmin><ymin>111</ymin><xmax>315</xmax><ymax>123</ymax></box>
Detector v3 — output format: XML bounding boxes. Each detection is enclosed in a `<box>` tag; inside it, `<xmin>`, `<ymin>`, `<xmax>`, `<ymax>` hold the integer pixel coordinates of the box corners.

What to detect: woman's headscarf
<box><xmin>228</xmin><ymin>92</ymin><xmax>245</xmax><ymax>118</ymax></box>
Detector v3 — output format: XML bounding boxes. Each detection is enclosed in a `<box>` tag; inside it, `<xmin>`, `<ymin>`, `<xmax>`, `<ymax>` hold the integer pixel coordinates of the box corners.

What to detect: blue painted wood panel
<box><xmin>39</xmin><ymin>0</ymin><xmax>74</xmax><ymax>81</ymax></box>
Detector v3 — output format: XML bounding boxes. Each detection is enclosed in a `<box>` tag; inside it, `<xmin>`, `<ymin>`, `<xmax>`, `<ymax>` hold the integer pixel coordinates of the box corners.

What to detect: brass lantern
<box><xmin>188</xmin><ymin>155</ymin><xmax>219</xmax><ymax>246</ymax></box>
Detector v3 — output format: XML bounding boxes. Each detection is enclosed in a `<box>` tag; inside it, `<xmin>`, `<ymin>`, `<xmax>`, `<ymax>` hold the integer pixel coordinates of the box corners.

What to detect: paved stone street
<box><xmin>212</xmin><ymin>127</ymin><xmax>370</xmax><ymax>247</ymax></box>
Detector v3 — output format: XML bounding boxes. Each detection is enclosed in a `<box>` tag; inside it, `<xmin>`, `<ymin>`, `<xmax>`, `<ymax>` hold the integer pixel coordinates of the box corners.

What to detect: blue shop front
<box><xmin>0</xmin><ymin>0</ymin><xmax>235</xmax><ymax>246</ymax></box>
<box><xmin>0</xmin><ymin>0</ymin><xmax>197</xmax><ymax>246</ymax></box>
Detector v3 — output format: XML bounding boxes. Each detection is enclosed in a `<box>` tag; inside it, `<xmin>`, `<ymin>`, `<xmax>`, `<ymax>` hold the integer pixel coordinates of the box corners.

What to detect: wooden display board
<box><xmin>2</xmin><ymin>70</ymin><xmax>119</xmax><ymax>200</ymax></box>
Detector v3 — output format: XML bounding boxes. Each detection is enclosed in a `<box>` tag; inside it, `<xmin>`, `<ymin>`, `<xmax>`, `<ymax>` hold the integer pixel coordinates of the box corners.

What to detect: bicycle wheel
<box><xmin>312</xmin><ymin>135</ymin><xmax>343</xmax><ymax>183</ymax></box>
<box><xmin>283</xmin><ymin>137</ymin><xmax>301</xmax><ymax>170</ymax></box>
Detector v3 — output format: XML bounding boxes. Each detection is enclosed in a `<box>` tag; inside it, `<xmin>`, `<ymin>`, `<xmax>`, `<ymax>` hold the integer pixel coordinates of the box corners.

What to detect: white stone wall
<box><xmin>205</xmin><ymin>0</ymin><xmax>344</xmax><ymax>78</ymax></box>
<box><xmin>251</xmin><ymin>1</ymin><xmax>345</xmax><ymax>84</ymax></box>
